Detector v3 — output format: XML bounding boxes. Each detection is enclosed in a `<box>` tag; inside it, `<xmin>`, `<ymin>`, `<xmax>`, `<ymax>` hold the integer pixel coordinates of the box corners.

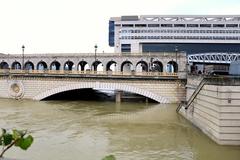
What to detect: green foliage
<box><xmin>3</xmin><ymin>134</ymin><xmax>13</xmax><ymax>146</ymax></box>
<box><xmin>102</xmin><ymin>155</ymin><xmax>116</xmax><ymax>160</ymax></box>
<box><xmin>0</xmin><ymin>128</ymin><xmax>34</xmax><ymax>158</ymax></box>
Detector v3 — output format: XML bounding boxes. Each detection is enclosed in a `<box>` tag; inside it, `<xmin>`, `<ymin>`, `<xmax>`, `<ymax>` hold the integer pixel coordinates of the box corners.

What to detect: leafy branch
<box><xmin>0</xmin><ymin>128</ymin><xmax>34</xmax><ymax>158</ymax></box>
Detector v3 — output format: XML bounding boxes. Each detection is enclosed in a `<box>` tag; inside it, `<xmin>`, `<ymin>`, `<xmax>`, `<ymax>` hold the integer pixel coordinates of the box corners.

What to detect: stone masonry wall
<box><xmin>181</xmin><ymin>76</ymin><xmax>240</xmax><ymax>145</ymax></box>
<box><xmin>0</xmin><ymin>76</ymin><xmax>186</xmax><ymax>103</ymax></box>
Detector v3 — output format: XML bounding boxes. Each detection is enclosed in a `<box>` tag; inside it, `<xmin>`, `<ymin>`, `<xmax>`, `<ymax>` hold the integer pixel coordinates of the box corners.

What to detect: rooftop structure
<box><xmin>109</xmin><ymin>15</ymin><xmax>240</xmax><ymax>54</ymax></box>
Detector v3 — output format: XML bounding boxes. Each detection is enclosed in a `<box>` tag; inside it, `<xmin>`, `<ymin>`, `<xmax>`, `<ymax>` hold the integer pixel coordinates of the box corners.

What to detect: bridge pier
<box><xmin>115</xmin><ymin>90</ymin><xmax>122</xmax><ymax>103</ymax></box>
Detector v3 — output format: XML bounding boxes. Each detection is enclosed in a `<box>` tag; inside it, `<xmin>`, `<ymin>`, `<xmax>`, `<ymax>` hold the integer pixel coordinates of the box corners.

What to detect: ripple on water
<box><xmin>0</xmin><ymin>99</ymin><xmax>240</xmax><ymax>160</ymax></box>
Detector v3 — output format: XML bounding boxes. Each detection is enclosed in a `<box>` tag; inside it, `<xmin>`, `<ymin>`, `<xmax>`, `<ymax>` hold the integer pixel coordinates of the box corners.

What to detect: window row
<box><xmin>121</xmin><ymin>23</ymin><xmax>239</xmax><ymax>28</ymax></box>
<box><xmin>120</xmin><ymin>36</ymin><xmax>240</xmax><ymax>40</ymax></box>
<box><xmin>120</xmin><ymin>29</ymin><xmax>240</xmax><ymax>34</ymax></box>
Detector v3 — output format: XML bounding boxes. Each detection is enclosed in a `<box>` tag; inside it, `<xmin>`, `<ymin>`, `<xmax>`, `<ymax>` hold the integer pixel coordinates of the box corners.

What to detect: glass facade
<box><xmin>142</xmin><ymin>43</ymin><xmax>240</xmax><ymax>54</ymax></box>
<box><xmin>110</xmin><ymin>15</ymin><xmax>240</xmax><ymax>53</ymax></box>
<box><xmin>108</xmin><ymin>21</ymin><xmax>115</xmax><ymax>47</ymax></box>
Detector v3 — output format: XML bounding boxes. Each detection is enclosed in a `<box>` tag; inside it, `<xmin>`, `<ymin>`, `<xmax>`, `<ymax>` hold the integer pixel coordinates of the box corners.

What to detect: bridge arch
<box><xmin>152</xmin><ymin>61</ymin><xmax>163</xmax><ymax>72</ymax></box>
<box><xmin>50</xmin><ymin>61</ymin><xmax>61</xmax><ymax>70</ymax></box>
<box><xmin>166</xmin><ymin>61</ymin><xmax>178</xmax><ymax>73</ymax></box>
<box><xmin>24</xmin><ymin>61</ymin><xmax>34</xmax><ymax>70</ymax></box>
<box><xmin>0</xmin><ymin>61</ymin><xmax>9</xmax><ymax>69</ymax></box>
<box><xmin>11</xmin><ymin>61</ymin><xmax>21</xmax><ymax>70</ymax></box>
<box><xmin>33</xmin><ymin>82</ymin><xmax>169</xmax><ymax>103</ymax></box>
<box><xmin>136</xmin><ymin>60</ymin><xmax>148</xmax><ymax>72</ymax></box>
<box><xmin>106</xmin><ymin>61</ymin><xmax>117</xmax><ymax>71</ymax></box>
<box><xmin>78</xmin><ymin>61</ymin><xmax>89</xmax><ymax>71</ymax></box>
<box><xmin>92</xmin><ymin>61</ymin><xmax>103</xmax><ymax>71</ymax></box>
<box><xmin>121</xmin><ymin>61</ymin><xmax>133</xmax><ymax>72</ymax></box>
<box><xmin>37</xmin><ymin>61</ymin><xmax>48</xmax><ymax>70</ymax></box>
<box><xmin>64</xmin><ymin>60</ymin><xmax>75</xmax><ymax>71</ymax></box>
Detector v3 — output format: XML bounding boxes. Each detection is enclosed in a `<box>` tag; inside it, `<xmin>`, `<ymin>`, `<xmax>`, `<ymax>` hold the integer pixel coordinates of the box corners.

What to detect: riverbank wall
<box><xmin>179</xmin><ymin>75</ymin><xmax>240</xmax><ymax>145</ymax></box>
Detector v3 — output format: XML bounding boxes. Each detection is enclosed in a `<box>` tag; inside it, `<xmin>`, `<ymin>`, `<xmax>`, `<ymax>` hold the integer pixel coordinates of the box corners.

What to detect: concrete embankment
<box><xmin>179</xmin><ymin>75</ymin><xmax>240</xmax><ymax>145</ymax></box>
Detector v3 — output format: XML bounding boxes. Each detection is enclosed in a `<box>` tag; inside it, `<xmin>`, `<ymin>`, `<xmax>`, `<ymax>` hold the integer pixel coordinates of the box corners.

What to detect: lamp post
<box><xmin>175</xmin><ymin>45</ymin><xmax>178</xmax><ymax>72</ymax></box>
<box><xmin>22</xmin><ymin>45</ymin><xmax>25</xmax><ymax>70</ymax></box>
<box><xmin>94</xmin><ymin>44</ymin><xmax>98</xmax><ymax>71</ymax></box>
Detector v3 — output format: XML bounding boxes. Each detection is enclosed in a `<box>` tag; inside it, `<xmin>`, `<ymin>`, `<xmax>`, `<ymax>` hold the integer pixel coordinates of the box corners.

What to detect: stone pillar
<box><xmin>145</xmin><ymin>97</ymin><xmax>149</xmax><ymax>103</ymax></box>
<box><xmin>115</xmin><ymin>90</ymin><xmax>122</xmax><ymax>103</ymax></box>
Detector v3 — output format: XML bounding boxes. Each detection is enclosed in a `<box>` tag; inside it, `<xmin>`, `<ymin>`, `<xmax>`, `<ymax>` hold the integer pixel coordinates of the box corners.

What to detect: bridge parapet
<box><xmin>0</xmin><ymin>69</ymin><xmax>179</xmax><ymax>79</ymax></box>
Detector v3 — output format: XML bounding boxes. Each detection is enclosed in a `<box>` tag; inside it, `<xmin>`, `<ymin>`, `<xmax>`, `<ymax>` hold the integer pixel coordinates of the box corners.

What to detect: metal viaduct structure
<box><xmin>188</xmin><ymin>53</ymin><xmax>240</xmax><ymax>64</ymax></box>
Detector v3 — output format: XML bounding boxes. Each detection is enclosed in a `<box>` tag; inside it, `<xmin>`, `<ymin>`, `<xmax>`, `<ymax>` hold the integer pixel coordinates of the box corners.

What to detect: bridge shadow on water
<box><xmin>42</xmin><ymin>88</ymin><xmax>157</xmax><ymax>103</ymax></box>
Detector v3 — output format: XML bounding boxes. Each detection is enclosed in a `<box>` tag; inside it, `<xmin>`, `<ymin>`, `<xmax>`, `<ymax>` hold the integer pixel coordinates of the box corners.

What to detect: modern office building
<box><xmin>109</xmin><ymin>15</ymin><xmax>240</xmax><ymax>54</ymax></box>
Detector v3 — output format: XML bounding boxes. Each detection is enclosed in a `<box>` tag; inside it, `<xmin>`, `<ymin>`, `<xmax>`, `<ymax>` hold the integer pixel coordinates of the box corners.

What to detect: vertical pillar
<box><xmin>115</xmin><ymin>90</ymin><xmax>122</xmax><ymax>103</ymax></box>
<box><xmin>145</xmin><ymin>97</ymin><xmax>149</xmax><ymax>103</ymax></box>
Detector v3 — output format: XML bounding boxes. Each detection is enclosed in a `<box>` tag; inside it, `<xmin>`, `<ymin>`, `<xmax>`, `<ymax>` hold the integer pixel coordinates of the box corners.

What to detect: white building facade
<box><xmin>109</xmin><ymin>15</ymin><xmax>240</xmax><ymax>54</ymax></box>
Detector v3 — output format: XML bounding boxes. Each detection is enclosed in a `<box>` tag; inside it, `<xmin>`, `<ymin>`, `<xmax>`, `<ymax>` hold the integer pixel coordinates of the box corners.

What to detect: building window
<box><xmin>213</xmin><ymin>24</ymin><xmax>225</xmax><ymax>28</ymax></box>
<box><xmin>161</xmin><ymin>24</ymin><xmax>173</xmax><ymax>27</ymax></box>
<box><xmin>121</xmin><ymin>44</ymin><xmax>131</xmax><ymax>53</ymax></box>
<box><xmin>135</xmin><ymin>24</ymin><xmax>147</xmax><ymax>27</ymax></box>
<box><xmin>226</xmin><ymin>24</ymin><xmax>238</xmax><ymax>28</ymax></box>
<box><xmin>122</xmin><ymin>24</ymin><xmax>134</xmax><ymax>27</ymax></box>
<box><xmin>187</xmin><ymin>24</ymin><xmax>199</xmax><ymax>27</ymax></box>
<box><xmin>174</xmin><ymin>24</ymin><xmax>186</xmax><ymax>27</ymax></box>
<box><xmin>213</xmin><ymin>36</ymin><xmax>225</xmax><ymax>40</ymax></box>
<box><xmin>200</xmin><ymin>24</ymin><xmax>211</xmax><ymax>28</ymax></box>
<box><xmin>226</xmin><ymin>37</ymin><xmax>238</xmax><ymax>40</ymax></box>
<box><xmin>148</xmin><ymin>24</ymin><xmax>160</xmax><ymax>27</ymax></box>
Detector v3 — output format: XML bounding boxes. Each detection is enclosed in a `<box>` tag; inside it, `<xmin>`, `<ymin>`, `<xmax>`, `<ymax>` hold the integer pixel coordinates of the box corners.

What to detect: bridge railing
<box><xmin>0</xmin><ymin>69</ymin><xmax>178</xmax><ymax>77</ymax></box>
<box><xmin>0</xmin><ymin>52</ymin><xmax>186</xmax><ymax>58</ymax></box>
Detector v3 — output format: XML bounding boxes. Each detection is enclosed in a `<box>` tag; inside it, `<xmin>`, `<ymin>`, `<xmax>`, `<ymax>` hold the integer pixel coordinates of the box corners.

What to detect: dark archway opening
<box><xmin>167</xmin><ymin>61</ymin><xmax>178</xmax><ymax>73</ymax></box>
<box><xmin>37</xmin><ymin>61</ymin><xmax>48</xmax><ymax>70</ymax></box>
<box><xmin>78</xmin><ymin>61</ymin><xmax>88</xmax><ymax>71</ymax></box>
<box><xmin>121</xmin><ymin>61</ymin><xmax>133</xmax><ymax>72</ymax></box>
<box><xmin>24</xmin><ymin>61</ymin><xmax>34</xmax><ymax>70</ymax></box>
<box><xmin>64</xmin><ymin>61</ymin><xmax>74</xmax><ymax>71</ymax></box>
<box><xmin>106</xmin><ymin>61</ymin><xmax>117</xmax><ymax>71</ymax></box>
<box><xmin>152</xmin><ymin>61</ymin><xmax>163</xmax><ymax>72</ymax></box>
<box><xmin>0</xmin><ymin>62</ymin><xmax>9</xmax><ymax>69</ymax></box>
<box><xmin>50</xmin><ymin>61</ymin><xmax>61</xmax><ymax>70</ymax></box>
<box><xmin>42</xmin><ymin>89</ymin><xmax>114</xmax><ymax>101</ymax></box>
<box><xmin>42</xmin><ymin>88</ymin><xmax>157</xmax><ymax>103</ymax></box>
<box><xmin>136</xmin><ymin>61</ymin><xmax>148</xmax><ymax>72</ymax></box>
<box><xmin>11</xmin><ymin>61</ymin><xmax>21</xmax><ymax>70</ymax></box>
<box><xmin>92</xmin><ymin>61</ymin><xmax>103</xmax><ymax>71</ymax></box>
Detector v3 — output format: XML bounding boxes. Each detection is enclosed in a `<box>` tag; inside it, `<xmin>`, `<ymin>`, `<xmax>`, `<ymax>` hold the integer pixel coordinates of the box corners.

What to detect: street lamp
<box><xmin>175</xmin><ymin>45</ymin><xmax>178</xmax><ymax>64</ymax></box>
<box><xmin>175</xmin><ymin>45</ymin><xmax>178</xmax><ymax>72</ymax></box>
<box><xmin>94</xmin><ymin>44</ymin><xmax>98</xmax><ymax>71</ymax></box>
<box><xmin>22</xmin><ymin>45</ymin><xmax>25</xmax><ymax>70</ymax></box>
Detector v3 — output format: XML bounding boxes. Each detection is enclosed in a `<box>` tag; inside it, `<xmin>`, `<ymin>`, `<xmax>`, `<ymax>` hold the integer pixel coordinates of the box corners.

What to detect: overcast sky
<box><xmin>0</xmin><ymin>0</ymin><xmax>240</xmax><ymax>54</ymax></box>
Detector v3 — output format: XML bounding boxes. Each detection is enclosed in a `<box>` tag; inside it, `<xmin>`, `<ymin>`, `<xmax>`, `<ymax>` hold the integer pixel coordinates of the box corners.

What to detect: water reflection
<box><xmin>0</xmin><ymin>99</ymin><xmax>239</xmax><ymax>160</ymax></box>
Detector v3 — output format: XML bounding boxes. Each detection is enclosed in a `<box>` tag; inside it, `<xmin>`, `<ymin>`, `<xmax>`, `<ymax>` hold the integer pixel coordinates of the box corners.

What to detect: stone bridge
<box><xmin>0</xmin><ymin>74</ymin><xmax>186</xmax><ymax>103</ymax></box>
<box><xmin>0</xmin><ymin>52</ymin><xmax>187</xmax><ymax>103</ymax></box>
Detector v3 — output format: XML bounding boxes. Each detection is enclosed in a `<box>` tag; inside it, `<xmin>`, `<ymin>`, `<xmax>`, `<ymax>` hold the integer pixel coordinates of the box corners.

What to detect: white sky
<box><xmin>0</xmin><ymin>0</ymin><xmax>240</xmax><ymax>54</ymax></box>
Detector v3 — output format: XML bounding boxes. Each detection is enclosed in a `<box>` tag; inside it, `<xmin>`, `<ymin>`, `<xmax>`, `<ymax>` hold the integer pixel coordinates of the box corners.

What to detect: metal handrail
<box><xmin>184</xmin><ymin>78</ymin><xmax>206</xmax><ymax>110</ymax></box>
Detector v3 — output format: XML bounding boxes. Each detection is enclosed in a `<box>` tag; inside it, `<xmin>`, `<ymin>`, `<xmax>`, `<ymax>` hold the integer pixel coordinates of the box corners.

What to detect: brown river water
<box><xmin>0</xmin><ymin>99</ymin><xmax>239</xmax><ymax>160</ymax></box>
